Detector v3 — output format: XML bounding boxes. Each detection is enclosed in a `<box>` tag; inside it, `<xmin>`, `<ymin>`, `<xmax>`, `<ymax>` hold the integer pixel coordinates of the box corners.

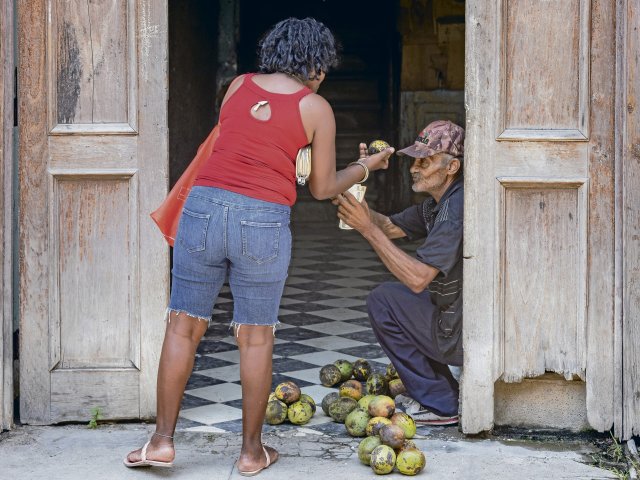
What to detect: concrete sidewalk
<box><xmin>0</xmin><ymin>424</ymin><xmax>616</xmax><ymax>480</ymax></box>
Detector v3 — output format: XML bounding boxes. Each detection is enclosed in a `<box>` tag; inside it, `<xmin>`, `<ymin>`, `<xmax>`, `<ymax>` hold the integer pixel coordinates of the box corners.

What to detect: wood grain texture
<box><xmin>500</xmin><ymin>0</ymin><xmax>589</xmax><ymax>137</ymax></box>
<box><xmin>136</xmin><ymin>0</ymin><xmax>169</xmax><ymax>418</ymax></box>
<box><xmin>620</xmin><ymin>0</ymin><xmax>640</xmax><ymax>440</ymax></box>
<box><xmin>19</xmin><ymin>0</ymin><xmax>168</xmax><ymax>423</ymax></box>
<box><xmin>461</xmin><ymin>0</ymin><xmax>498</xmax><ymax>434</ymax></box>
<box><xmin>51</xmin><ymin>176</ymin><xmax>137</xmax><ymax>370</ymax></box>
<box><xmin>18</xmin><ymin>0</ymin><xmax>51</xmax><ymax>425</ymax></box>
<box><xmin>500</xmin><ymin>182</ymin><xmax>587</xmax><ymax>382</ymax></box>
<box><xmin>50</xmin><ymin>369</ymin><xmax>139</xmax><ymax>422</ymax></box>
<box><xmin>1</xmin><ymin>0</ymin><xmax>15</xmax><ymax>431</ymax></box>
<box><xmin>585</xmin><ymin>0</ymin><xmax>616</xmax><ymax>433</ymax></box>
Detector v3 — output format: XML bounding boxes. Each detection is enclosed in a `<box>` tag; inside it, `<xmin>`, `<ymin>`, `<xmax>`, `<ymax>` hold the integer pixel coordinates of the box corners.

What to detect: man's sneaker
<box><xmin>410</xmin><ymin>408</ymin><xmax>459</xmax><ymax>426</ymax></box>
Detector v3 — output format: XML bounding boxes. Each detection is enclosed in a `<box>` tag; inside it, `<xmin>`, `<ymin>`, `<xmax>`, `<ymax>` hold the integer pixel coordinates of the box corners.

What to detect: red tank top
<box><xmin>194</xmin><ymin>73</ymin><xmax>312</xmax><ymax>206</ymax></box>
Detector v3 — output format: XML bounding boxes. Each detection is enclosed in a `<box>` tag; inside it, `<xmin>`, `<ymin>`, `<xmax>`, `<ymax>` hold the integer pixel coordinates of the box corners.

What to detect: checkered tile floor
<box><xmin>177</xmin><ymin>221</ymin><xmax>421</xmax><ymax>435</ymax></box>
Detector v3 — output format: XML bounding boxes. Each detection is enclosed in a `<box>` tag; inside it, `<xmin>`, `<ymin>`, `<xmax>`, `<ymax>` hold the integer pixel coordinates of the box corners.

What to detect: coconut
<box><xmin>287</xmin><ymin>400</ymin><xmax>313</xmax><ymax>425</ymax></box>
<box><xmin>274</xmin><ymin>381</ymin><xmax>301</xmax><ymax>405</ymax></box>
<box><xmin>344</xmin><ymin>408</ymin><xmax>371</xmax><ymax>437</ymax></box>
<box><xmin>369</xmin><ymin>445</ymin><xmax>396</xmax><ymax>475</ymax></box>
<box><xmin>333</xmin><ymin>359</ymin><xmax>354</xmax><ymax>381</ymax></box>
<box><xmin>366</xmin><ymin>373</ymin><xmax>388</xmax><ymax>396</ymax></box>
<box><xmin>264</xmin><ymin>399</ymin><xmax>287</xmax><ymax>425</ymax></box>
<box><xmin>339</xmin><ymin>379</ymin><xmax>364</xmax><ymax>401</ymax></box>
<box><xmin>319</xmin><ymin>364</ymin><xmax>342</xmax><ymax>387</ymax></box>
<box><xmin>390</xmin><ymin>412</ymin><xmax>417</xmax><ymax>439</ymax></box>
<box><xmin>366</xmin><ymin>416</ymin><xmax>392</xmax><ymax>437</ymax></box>
<box><xmin>328</xmin><ymin>396</ymin><xmax>358</xmax><ymax>423</ymax></box>
<box><xmin>396</xmin><ymin>448</ymin><xmax>426</xmax><ymax>476</ymax></box>
<box><xmin>352</xmin><ymin>359</ymin><xmax>372</xmax><ymax>381</ymax></box>
<box><xmin>368</xmin><ymin>395</ymin><xmax>395</xmax><ymax>418</ymax></box>
<box><xmin>321</xmin><ymin>392</ymin><xmax>340</xmax><ymax>416</ymax></box>
<box><xmin>358</xmin><ymin>394</ymin><xmax>376</xmax><ymax>411</ymax></box>
<box><xmin>379</xmin><ymin>424</ymin><xmax>406</xmax><ymax>449</ymax></box>
<box><xmin>299</xmin><ymin>393</ymin><xmax>316</xmax><ymax>414</ymax></box>
<box><xmin>388</xmin><ymin>378</ymin><xmax>406</xmax><ymax>398</ymax></box>
<box><xmin>358</xmin><ymin>436</ymin><xmax>382</xmax><ymax>465</ymax></box>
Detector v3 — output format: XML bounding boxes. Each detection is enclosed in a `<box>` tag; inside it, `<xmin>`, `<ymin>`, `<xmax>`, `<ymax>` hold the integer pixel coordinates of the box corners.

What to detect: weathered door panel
<box><xmin>1</xmin><ymin>0</ymin><xmax>15</xmax><ymax>431</ymax></box>
<box><xmin>18</xmin><ymin>0</ymin><xmax>168</xmax><ymax>424</ymax></box>
<box><xmin>463</xmin><ymin>0</ymin><xmax>615</xmax><ymax>433</ymax></box>
<box><xmin>620</xmin><ymin>0</ymin><xmax>640</xmax><ymax>440</ymax></box>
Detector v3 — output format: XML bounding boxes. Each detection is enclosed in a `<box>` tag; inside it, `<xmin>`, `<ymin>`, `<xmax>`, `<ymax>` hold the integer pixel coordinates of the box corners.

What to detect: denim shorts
<box><xmin>168</xmin><ymin>186</ymin><xmax>291</xmax><ymax>326</ymax></box>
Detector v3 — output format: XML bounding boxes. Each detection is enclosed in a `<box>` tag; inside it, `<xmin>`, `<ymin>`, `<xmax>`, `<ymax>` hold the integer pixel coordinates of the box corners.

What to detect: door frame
<box><xmin>0</xmin><ymin>0</ymin><xmax>15</xmax><ymax>431</ymax></box>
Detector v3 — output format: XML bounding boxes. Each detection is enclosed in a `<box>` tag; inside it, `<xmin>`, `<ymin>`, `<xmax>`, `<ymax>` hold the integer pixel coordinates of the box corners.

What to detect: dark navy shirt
<box><xmin>388</xmin><ymin>177</ymin><xmax>463</xmax><ymax>364</ymax></box>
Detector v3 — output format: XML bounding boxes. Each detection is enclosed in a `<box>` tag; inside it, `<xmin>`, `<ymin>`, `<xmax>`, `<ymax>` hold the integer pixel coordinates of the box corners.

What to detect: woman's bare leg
<box><xmin>235</xmin><ymin>324</ymin><xmax>279</xmax><ymax>472</ymax></box>
<box><xmin>126</xmin><ymin>311</ymin><xmax>209</xmax><ymax>463</ymax></box>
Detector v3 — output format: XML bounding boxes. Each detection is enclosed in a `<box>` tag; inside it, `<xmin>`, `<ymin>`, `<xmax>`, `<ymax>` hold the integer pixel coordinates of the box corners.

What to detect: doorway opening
<box><xmin>168</xmin><ymin>0</ymin><xmax>466</xmax><ymax>217</ymax></box>
<box><xmin>165</xmin><ymin>0</ymin><xmax>467</xmax><ymax>432</ymax></box>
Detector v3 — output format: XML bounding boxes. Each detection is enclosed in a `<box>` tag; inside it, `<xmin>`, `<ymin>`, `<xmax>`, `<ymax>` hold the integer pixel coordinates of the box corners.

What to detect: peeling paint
<box><xmin>57</xmin><ymin>21</ymin><xmax>82</xmax><ymax>124</ymax></box>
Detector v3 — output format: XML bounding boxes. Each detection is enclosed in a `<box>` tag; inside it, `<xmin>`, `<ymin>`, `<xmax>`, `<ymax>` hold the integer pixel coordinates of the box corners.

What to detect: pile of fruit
<box><xmin>264</xmin><ymin>380</ymin><xmax>316</xmax><ymax>426</ymax></box>
<box><xmin>319</xmin><ymin>358</ymin><xmax>426</xmax><ymax>475</ymax></box>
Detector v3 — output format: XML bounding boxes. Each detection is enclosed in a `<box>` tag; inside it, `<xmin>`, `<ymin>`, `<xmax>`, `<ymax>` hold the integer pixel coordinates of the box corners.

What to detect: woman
<box><xmin>124</xmin><ymin>17</ymin><xmax>393</xmax><ymax>475</ymax></box>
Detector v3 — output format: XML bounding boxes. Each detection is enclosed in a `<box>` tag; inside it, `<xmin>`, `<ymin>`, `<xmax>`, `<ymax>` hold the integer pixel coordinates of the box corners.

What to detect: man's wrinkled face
<box><xmin>409</xmin><ymin>153</ymin><xmax>453</xmax><ymax>194</ymax></box>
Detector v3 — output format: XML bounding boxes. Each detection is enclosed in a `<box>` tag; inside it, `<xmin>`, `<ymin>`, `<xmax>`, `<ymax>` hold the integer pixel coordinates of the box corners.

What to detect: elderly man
<box><xmin>334</xmin><ymin>120</ymin><xmax>464</xmax><ymax>425</ymax></box>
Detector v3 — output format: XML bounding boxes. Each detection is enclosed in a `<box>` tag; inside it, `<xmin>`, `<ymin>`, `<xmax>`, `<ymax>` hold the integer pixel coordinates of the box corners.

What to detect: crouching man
<box><xmin>333</xmin><ymin>120</ymin><xmax>464</xmax><ymax>426</ymax></box>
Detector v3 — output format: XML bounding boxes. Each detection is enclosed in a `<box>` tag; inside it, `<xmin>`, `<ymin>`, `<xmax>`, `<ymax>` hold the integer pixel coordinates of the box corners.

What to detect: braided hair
<box><xmin>258</xmin><ymin>17</ymin><xmax>339</xmax><ymax>81</ymax></box>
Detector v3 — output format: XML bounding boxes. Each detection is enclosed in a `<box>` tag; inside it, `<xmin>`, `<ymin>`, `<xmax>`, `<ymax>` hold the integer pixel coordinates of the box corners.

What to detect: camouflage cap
<box><xmin>397</xmin><ymin>120</ymin><xmax>465</xmax><ymax>159</ymax></box>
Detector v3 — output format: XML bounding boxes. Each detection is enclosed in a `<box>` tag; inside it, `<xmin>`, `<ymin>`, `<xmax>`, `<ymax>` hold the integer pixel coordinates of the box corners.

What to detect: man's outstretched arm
<box><xmin>333</xmin><ymin>192</ymin><xmax>439</xmax><ymax>293</ymax></box>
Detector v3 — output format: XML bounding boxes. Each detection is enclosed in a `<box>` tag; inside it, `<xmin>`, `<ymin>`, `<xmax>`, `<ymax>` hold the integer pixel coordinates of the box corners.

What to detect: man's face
<box><xmin>409</xmin><ymin>153</ymin><xmax>452</xmax><ymax>195</ymax></box>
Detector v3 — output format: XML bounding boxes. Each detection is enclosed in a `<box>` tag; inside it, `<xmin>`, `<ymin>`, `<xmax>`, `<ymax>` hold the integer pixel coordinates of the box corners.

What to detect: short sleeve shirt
<box><xmin>388</xmin><ymin>177</ymin><xmax>464</xmax><ymax>364</ymax></box>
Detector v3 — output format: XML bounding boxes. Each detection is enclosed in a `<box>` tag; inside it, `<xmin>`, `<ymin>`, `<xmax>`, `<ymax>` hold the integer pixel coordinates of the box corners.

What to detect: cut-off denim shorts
<box><xmin>168</xmin><ymin>186</ymin><xmax>291</xmax><ymax>326</ymax></box>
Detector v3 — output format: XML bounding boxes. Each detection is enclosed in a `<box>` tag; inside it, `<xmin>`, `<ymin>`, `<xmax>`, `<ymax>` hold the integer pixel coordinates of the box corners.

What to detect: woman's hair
<box><xmin>258</xmin><ymin>17</ymin><xmax>339</xmax><ymax>81</ymax></box>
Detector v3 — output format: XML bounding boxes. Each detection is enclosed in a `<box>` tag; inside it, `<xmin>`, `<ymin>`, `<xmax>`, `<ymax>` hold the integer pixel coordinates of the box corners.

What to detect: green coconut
<box><xmin>358</xmin><ymin>436</ymin><xmax>382</xmax><ymax>465</ymax></box>
<box><xmin>344</xmin><ymin>408</ymin><xmax>371</xmax><ymax>437</ymax></box>
<box><xmin>287</xmin><ymin>400</ymin><xmax>313</xmax><ymax>425</ymax></box>
<box><xmin>333</xmin><ymin>359</ymin><xmax>354</xmax><ymax>381</ymax></box>
<box><xmin>370</xmin><ymin>445</ymin><xmax>396</xmax><ymax>475</ymax></box>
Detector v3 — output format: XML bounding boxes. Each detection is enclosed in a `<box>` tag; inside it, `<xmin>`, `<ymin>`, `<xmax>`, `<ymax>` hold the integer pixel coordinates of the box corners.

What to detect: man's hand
<box><xmin>332</xmin><ymin>191</ymin><xmax>374</xmax><ymax>235</ymax></box>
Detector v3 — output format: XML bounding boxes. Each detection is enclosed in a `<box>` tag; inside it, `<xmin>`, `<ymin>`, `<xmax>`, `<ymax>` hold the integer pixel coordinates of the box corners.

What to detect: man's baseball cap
<box><xmin>397</xmin><ymin>120</ymin><xmax>465</xmax><ymax>159</ymax></box>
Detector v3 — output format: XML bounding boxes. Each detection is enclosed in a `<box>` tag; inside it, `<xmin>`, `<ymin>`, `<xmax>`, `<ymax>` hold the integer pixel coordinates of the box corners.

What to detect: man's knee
<box><xmin>367</xmin><ymin>282</ymin><xmax>397</xmax><ymax>319</ymax></box>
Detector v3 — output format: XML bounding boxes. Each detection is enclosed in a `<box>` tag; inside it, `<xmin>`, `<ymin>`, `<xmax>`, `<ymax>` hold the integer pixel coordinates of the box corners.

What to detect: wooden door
<box><xmin>462</xmin><ymin>0</ymin><xmax>616</xmax><ymax>433</ymax></box>
<box><xmin>1</xmin><ymin>0</ymin><xmax>15</xmax><ymax>431</ymax></box>
<box><xmin>18</xmin><ymin>0</ymin><xmax>168</xmax><ymax>424</ymax></box>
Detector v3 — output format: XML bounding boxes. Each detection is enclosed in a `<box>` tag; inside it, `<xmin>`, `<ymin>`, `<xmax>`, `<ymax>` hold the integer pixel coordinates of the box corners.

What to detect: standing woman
<box><xmin>125</xmin><ymin>17</ymin><xmax>393</xmax><ymax>475</ymax></box>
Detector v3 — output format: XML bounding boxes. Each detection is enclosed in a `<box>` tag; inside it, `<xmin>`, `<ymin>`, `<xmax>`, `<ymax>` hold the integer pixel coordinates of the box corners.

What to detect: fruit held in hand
<box><xmin>368</xmin><ymin>140</ymin><xmax>391</xmax><ymax>155</ymax></box>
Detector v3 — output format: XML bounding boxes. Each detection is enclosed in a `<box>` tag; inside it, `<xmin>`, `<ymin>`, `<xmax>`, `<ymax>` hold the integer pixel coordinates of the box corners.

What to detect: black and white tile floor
<box><xmin>177</xmin><ymin>222</ymin><xmax>421</xmax><ymax>435</ymax></box>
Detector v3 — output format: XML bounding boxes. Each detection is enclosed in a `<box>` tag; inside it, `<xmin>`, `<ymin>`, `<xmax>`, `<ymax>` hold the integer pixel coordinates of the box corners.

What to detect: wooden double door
<box><xmin>15</xmin><ymin>0</ymin><xmax>638</xmax><ymax>439</ymax></box>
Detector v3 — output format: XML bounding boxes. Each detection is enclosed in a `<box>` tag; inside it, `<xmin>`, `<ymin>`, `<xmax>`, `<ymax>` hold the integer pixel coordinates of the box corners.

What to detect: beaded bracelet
<box><xmin>348</xmin><ymin>159</ymin><xmax>369</xmax><ymax>184</ymax></box>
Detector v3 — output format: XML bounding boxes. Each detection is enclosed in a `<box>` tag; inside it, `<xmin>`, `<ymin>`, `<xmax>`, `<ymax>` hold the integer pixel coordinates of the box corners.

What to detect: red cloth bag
<box><xmin>150</xmin><ymin>124</ymin><xmax>220</xmax><ymax>246</ymax></box>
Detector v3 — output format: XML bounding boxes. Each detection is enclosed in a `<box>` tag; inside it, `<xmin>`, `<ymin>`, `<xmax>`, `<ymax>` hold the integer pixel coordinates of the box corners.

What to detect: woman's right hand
<box><xmin>362</xmin><ymin>147</ymin><xmax>395</xmax><ymax>172</ymax></box>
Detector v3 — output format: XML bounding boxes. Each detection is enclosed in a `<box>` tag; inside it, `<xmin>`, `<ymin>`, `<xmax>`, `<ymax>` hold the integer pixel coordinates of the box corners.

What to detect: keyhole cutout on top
<box><xmin>250</xmin><ymin>100</ymin><xmax>271</xmax><ymax>121</ymax></box>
